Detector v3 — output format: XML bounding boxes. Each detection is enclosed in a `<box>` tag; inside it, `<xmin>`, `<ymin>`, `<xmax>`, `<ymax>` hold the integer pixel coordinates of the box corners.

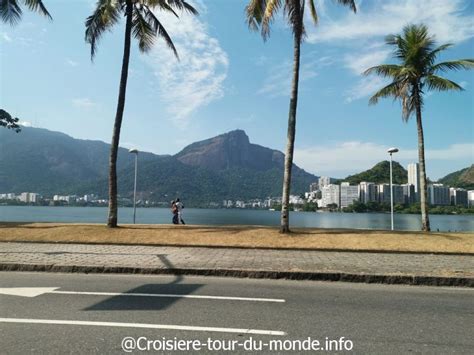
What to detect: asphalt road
<box><xmin>0</xmin><ymin>272</ymin><xmax>473</xmax><ymax>354</ymax></box>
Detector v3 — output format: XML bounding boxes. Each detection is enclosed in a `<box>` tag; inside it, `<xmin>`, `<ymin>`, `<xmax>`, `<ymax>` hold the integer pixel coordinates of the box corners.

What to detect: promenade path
<box><xmin>1</xmin><ymin>242</ymin><xmax>472</xmax><ymax>286</ymax></box>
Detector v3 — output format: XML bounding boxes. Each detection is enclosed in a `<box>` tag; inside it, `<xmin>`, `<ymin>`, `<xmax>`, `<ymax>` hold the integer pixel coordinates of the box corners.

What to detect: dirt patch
<box><xmin>0</xmin><ymin>223</ymin><xmax>473</xmax><ymax>254</ymax></box>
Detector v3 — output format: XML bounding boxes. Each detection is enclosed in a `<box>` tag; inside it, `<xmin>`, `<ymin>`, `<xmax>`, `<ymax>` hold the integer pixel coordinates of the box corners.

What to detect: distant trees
<box><xmin>85</xmin><ymin>0</ymin><xmax>198</xmax><ymax>227</ymax></box>
<box><xmin>365</xmin><ymin>24</ymin><xmax>474</xmax><ymax>231</ymax></box>
<box><xmin>0</xmin><ymin>0</ymin><xmax>51</xmax><ymax>25</ymax></box>
<box><xmin>0</xmin><ymin>109</ymin><xmax>21</xmax><ymax>132</ymax></box>
<box><xmin>246</xmin><ymin>0</ymin><xmax>356</xmax><ymax>233</ymax></box>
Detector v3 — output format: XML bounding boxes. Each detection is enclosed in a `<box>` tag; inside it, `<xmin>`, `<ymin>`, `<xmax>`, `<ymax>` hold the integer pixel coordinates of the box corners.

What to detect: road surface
<box><xmin>0</xmin><ymin>272</ymin><xmax>472</xmax><ymax>354</ymax></box>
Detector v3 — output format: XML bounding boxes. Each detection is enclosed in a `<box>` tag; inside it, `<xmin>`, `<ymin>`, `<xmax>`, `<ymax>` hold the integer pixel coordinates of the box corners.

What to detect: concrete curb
<box><xmin>2</xmin><ymin>240</ymin><xmax>473</xmax><ymax>256</ymax></box>
<box><xmin>1</xmin><ymin>263</ymin><xmax>472</xmax><ymax>288</ymax></box>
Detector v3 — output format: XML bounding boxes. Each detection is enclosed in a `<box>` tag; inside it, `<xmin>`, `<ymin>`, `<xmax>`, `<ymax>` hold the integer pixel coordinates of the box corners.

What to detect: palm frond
<box><xmin>307</xmin><ymin>0</ymin><xmax>318</xmax><ymax>25</ymax></box>
<box><xmin>23</xmin><ymin>0</ymin><xmax>52</xmax><ymax>20</ymax></box>
<box><xmin>401</xmin><ymin>88</ymin><xmax>416</xmax><ymax>122</ymax></box>
<box><xmin>146</xmin><ymin>0</ymin><xmax>179</xmax><ymax>18</ymax></box>
<box><xmin>368</xmin><ymin>80</ymin><xmax>404</xmax><ymax>105</ymax></box>
<box><xmin>85</xmin><ymin>0</ymin><xmax>121</xmax><ymax>59</ymax></box>
<box><xmin>132</xmin><ymin>5</ymin><xmax>156</xmax><ymax>53</ymax></box>
<box><xmin>363</xmin><ymin>64</ymin><xmax>404</xmax><ymax>78</ymax></box>
<box><xmin>284</xmin><ymin>0</ymin><xmax>304</xmax><ymax>39</ymax></box>
<box><xmin>333</xmin><ymin>0</ymin><xmax>356</xmax><ymax>13</ymax></box>
<box><xmin>164</xmin><ymin>0</ymin><xmax>198</xmax><ymax>15</ymax></box>
<box><xmin>431</xmin><ymin>59</ymin><xmax>474</xmax><ymax>73</ymax></box>
<box><xmin>1</xmin><ymin>0</ymin><xmax>22</xmax><ymax>25</ymax></box>
<box><xmin>262</xmin><ymin>0</ymin><xmax>282</xmax><ymax>39</ymax></box>
<box><xmin>137</xmin><ymin>4</ymin><xmax>178</xmax><ymax>58</ymax></box>
<box><xmin>424</xmin><ymin>43</ymin><xmax>452</xmax><ymax>66</ymax></box>
<box><xmin>245</xmin><ymin>0</ymin><xmax>266</xmax><ymax>31</ymax></box>
<box><xmin>425</xmin><ymin>75</ymin><xmax>464</xmax><ymax>92</ymax></box>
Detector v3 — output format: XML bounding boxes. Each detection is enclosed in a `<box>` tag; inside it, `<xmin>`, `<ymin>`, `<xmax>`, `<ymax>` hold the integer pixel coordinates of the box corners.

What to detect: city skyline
<box><xmin>1</xmin><ymin>0</ymin><xmax>473</xmax><ymax>180</ymax></box>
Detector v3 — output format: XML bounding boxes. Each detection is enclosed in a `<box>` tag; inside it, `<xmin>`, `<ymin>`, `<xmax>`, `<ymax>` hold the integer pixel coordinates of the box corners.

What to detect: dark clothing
<box><xmin>171</xmin><ymin>202</ymin><xmax>179</xmax><ymax>224</ymax></box>
<box><xmin>172</xmin><ymin>213</ymin><xmax>179</xmax><ymax>225</ymax></box>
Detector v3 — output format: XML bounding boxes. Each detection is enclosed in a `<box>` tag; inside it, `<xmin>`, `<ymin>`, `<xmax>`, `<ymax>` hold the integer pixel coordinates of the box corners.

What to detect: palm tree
<box><xmin>86</xmin><ymin>0</ymin><xmax>197</xmax><ymax>228</ymax></box>
<box><xmin>1</xmin><ymin>0</ymin><xmax>51</xmax><ymax>25</ymax></box>
<box><xmin>365</xmin><ymin>24</ymin><xmax>474</xmax><ymax>232</ymax></box>
<box><xmin>246</xmin><ymin>0</ymin><xmax>356</xmax><ymax>233</ymax></box>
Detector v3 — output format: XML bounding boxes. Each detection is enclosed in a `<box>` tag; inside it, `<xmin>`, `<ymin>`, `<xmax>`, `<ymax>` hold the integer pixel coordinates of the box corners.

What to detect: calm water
<box><xmin>0</xmin><ymin>206</ymin><xmax>472</xmax><ymax>231</ymax></box>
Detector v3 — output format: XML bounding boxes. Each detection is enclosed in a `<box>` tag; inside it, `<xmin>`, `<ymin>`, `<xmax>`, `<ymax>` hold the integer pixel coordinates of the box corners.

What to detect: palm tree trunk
<box><xmin>107</xmin><ymin>0</ymin><xmax>133</xmax><ymax>228</ymax></box>
<box><xmin>280</xmin><ymin>17</ymin><xmax>302</xmax><ymax>234</ymax></box>
<box><xmin>414</xmin><ymin>88</ymin><xmax>430</xmax><ymax>232</ymax></box>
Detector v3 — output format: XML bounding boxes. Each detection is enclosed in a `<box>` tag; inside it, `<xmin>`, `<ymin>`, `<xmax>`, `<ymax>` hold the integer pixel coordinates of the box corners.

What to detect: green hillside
<box><xmin>340</xmin><ymin>161</ymin><xmax>408</xmax><ymax>185</ymax></box>
<box><xmin>438</xmin><ymin>165</ymin><xmax>474</xmax><ymax>190</ymax></box>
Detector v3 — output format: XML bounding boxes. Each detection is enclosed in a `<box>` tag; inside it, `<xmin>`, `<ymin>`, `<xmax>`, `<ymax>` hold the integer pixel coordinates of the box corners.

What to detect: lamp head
<box><xmin>129</xmin><ymin>148</ymin><xmax>138</xmax><ymax>154</ymax></box>
<box><xmin>387</xmin><ymin>147</ymin><xmax>399</xmax><ymax>154</ymax></box>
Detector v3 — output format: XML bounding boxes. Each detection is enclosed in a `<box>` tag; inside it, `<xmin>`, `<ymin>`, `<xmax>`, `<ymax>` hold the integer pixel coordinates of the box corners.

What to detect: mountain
<box><xmin>0</xmin><ymin>127</ymin><xmax>317</xmax><ymax>205</ymax></box>
<box><xmin>438</xmin><ymin>165</ymin><xmax>474</xmax><ymax>190</ymax></box>
<box><xmin>0</xmin><ymin>127</ymin><xmax>158</xmax><ymax>195</ymax></box>
<box><xmin>340</xmin><ymin>161</ymin><xmax>408</xmax><ymax>185</ymax></box>
<box><xmin>175</xmin><ymin>130</ymin><xmax>284</xmax><ymax>171</ymax></box>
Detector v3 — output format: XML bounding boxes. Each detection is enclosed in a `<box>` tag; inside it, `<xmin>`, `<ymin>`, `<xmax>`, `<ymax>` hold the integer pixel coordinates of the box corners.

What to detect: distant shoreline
<box><xmin>0</xmin><ymin>204</ymin><xmax>472</xmax><ymax>215</ymax></box>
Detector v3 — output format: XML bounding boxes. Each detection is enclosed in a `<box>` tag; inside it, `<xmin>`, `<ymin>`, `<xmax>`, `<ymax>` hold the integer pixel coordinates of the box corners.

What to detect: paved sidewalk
<box><xmin>1</xmin><ymin>242</ymin><xmax>473</xmax><ymax>286</ymax></box>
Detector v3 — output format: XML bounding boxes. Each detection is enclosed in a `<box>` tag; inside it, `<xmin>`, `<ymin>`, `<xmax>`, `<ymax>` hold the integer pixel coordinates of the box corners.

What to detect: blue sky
<box><xmin>1</xmin><ymin>0</ymin><xmax>473</xmax><ymax>180</ymax></box>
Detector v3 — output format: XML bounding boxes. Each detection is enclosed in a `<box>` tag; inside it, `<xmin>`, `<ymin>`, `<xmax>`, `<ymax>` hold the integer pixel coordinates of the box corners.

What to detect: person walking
<box><xmin>175</xmin><ymin>198</ymin><xmax>185</xmax><ymax>225</ymax></box>
<box><xmin>171</xmin><ymin>200</ymin><xmax>179</xmax><ymax>225</ymax></box>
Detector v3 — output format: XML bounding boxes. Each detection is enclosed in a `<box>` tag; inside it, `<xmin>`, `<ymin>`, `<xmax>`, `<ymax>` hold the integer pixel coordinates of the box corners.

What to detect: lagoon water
<box><xmin>0</xmin><ymin>206</ymin><xmax>472</xmax><ymax>231</ymax></box>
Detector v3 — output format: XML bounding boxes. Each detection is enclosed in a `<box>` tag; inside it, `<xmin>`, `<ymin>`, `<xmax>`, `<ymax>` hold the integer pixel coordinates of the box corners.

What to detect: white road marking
<box><xmin>0</xmin><ymin>318</ymin><xmax>286</xmax><ymax>336</ymax></box>
<box><xmin>0</xmin><ymin>287</ymin><xmax>285</xmax><ymax>302</ymax></box>
<box><xmin>52</xmin><ymin>290</ymin><xmax>285</xmax><ymax>302</ymax></box>
<box><xmin>0</xmin><ymin>287</ymin><xmax>59</xmax><ymax>297</ymax></box>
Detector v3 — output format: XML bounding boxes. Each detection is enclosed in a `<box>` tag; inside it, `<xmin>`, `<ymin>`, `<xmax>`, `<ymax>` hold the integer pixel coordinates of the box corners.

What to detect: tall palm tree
<box><xmin>246</xmin><ymin>0</ymin><xmax>356</xmax><ymax>233</ymax></box>
<box><xmin>1</xmin><ymin>0</ymin><xmax>51</xmax><ymax>25</ymax></box>
<box><xmin>86</xmin><ymin>0</ymin><xmax>197</xmax><ymax>228</ymax></box>
<box><xmin>365</xmin><ymin>24</ymin><xmax>474</xmax><ymax>232</ymax></box>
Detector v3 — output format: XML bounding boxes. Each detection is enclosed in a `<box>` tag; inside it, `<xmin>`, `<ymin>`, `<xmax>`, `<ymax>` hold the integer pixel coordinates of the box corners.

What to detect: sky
<box><xmin>1</xmin><ymin>0</ymin><xmax>473</xmax><ymax>180</ymax></box>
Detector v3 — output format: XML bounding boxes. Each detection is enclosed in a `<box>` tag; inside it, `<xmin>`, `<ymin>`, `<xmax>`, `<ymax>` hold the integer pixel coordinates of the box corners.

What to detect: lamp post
<box><xmin>129</xmin><ymin>148</ymin><xmax>138</xmax><ymax>224</ymax></box>
<box><xmin>387</xmin><ymin>147</ymin><xmax>399</xmax><ymax>230</ymax></box>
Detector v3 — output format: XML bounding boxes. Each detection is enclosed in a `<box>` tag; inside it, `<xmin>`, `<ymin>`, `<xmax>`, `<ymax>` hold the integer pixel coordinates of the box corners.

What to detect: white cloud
<box><xmin>344</xmin><ymin>76</ymin><xmax>388</xmax><ymax>103</ymax></box>
<box><xmin>144</xmin><ymin>1</ymin><xmax>228</xmax><ymax>125</ymax></box>
<box><xmin>257</xmin><ymin>55</ymin><xmax>332</xmax><ymax>98</ymax></box>
<box><xmin>344</xmin><ymin>48</ymin><xmax>391</xmax><ymax>75</ymax></box>
<box><xmin>307</xmin><ymin>0</ymin><xmax>474</xmax><ymax>44</ymax></box>
<box><xmin>72</xmin><ymin>98</ymin><xmax>97</xmax><ymax>109</ymax></box>
<box><xmin>342</xmin><ymin>45</ymin><xmax>393</xmax><ymax>102</ymax></box>
<box><xmin>66</xmin><ymin>59</ymin><xmax>79</xmax><ymax>67</ymax></box>
<box><xmin>294</xmin><ymin>141</ymin><xmax>474</xmax><ymax>179</ymax></box>
<box><xmin>1</xmin><ymin>32</ymin><xmax>12</xmax><ymax>42</ymax></box>
<box><xmin>19</xmin><ymin>121</ymin><xmax>32</xmax><ymax>127</ymax></box>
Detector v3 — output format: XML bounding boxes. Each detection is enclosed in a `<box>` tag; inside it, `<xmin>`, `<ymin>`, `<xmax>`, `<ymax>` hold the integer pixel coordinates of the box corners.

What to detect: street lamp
<box><xmin>129</xmin><ymin>148</ymin><xmax>138</xmax><ymax>224</ymax></box>
<box><xmin>387</xmin><ymin>147</ymin><xmax>399</xmax><ymax>231</ymax></box>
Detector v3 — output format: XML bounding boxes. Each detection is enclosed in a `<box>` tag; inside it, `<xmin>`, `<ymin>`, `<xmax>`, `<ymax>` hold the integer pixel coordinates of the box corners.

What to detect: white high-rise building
<box><xmin>378</xmin><ymin>184</ymin><xmax>404</xmax><ymax>204</ymax></box>
<box><xmin>378</xmin><ymin>184</ymin><xmax>390</xmax><ymax>204</ymax></box>
<box><xmin>289</xmin><ymin>195</ymin><xmax>305</xmax><ymax>205</ymax></box>
<box><xmin>19</xmin><ymin>192</ymin><xmax>30</xmax><ymax>203</ymax></box>
<box><xmin>449</xmin><ymin>188</ymin><xmax>468</xmax><ymax>207</ymax></box>
<box><xmin>408</xmin><ymin>163</ymin><xmax>420</xmax><ymax>197</ymax></box>
<box><xmin>19</xmin><ymin>192</ymin><xmax>39</xmax><ymax>203</ymax></box>
<box><xmin>321</xmin><ymin>184</ymin><xmax>340</xmax><ymax>207</ymax></box>
<box><xmin>402</xmin><ymin>184</ymin><xmax>416</xmax><ymax>204</ymax></box>
<box><xmin>359</xmin><ymin>182</ymin><xmax>377</xmax><ymax>203</ymax></box>
<box><xmin>318</xmin><ymin>176</ymin><xmax>332</xmax><ymax>189</ymax></box>
<box><xmin>309</xmin><ymin>182</ymin><xmax>319</xmax><ymax>192</ymax></box>
<box><xmin>428</xmin><ymin>184</ymin><xmax>450</xmax><ymax>205</ymax></box>
<box><xmin>468</xmin><ymin>191</ymin><xmax>474</xmax><ymax>207</ymax></box>
<box><xmin>340</xmin><ymin>182</ymin><xmax>359</xmax><ymax>208</ymax></box>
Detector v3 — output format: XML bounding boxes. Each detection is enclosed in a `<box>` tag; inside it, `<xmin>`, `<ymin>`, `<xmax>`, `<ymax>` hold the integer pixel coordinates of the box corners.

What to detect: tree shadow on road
<box><xmin>83</xmin><ymin>254</ymin><xmax>201</xmax><ymax>311</ymax></box>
